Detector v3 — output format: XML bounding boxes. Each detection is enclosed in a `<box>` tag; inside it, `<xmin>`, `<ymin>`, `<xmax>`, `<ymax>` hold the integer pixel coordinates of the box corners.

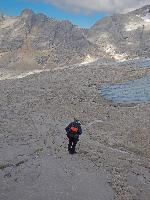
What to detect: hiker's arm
<box><xmin>78</xmin><ymin>126</ymin><xmax>82</xmax><ymax>135</ymax></box>
<box><xmin>65</xmin><ymin>123</ymin><xmax>72</xmax><ymax>134</ymax></box>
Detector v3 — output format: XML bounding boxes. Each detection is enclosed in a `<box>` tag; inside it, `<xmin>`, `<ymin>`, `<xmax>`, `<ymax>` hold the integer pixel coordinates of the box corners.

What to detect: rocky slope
<box><xmin>0</xmin><ymin>9</ymin><xmax>102</xmax><ymax>70</ymax></box>
<box><xmin>88</xmin><ymin>5</ymin><xmax>150</xmax><ymax>60</ymax></box>
<box><xmin>1</xmin><ymin>6</ymin><xmax>150</xmax><ymax>71</ymax></box>
<box><xmin>0</xmin><ymin>57</ymin><xmax>150</xmax><ymax>200</ymax></box>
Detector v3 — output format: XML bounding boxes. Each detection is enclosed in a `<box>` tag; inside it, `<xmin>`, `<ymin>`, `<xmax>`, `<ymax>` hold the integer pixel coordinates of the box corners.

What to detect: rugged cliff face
<box><xmin>0</xmin><ymin>9</ymin><xmax>101</xmax><ymax>70</ymax></box>
<box><xmin>88</xmin><ymin>5</ymin><xmax>150</xmax><ymax>60</ymax></box>
<box><xmin>0</xmin><ymin>6</ymin><xmax>150</xmax><ymax>70</ymax></box>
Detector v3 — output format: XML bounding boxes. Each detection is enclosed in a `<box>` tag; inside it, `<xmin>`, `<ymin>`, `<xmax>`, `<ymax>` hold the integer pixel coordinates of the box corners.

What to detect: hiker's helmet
<box><xmin>74</xmin><ymin>118</ymin><xmax>81</xmax><ymax>125</ymax></box>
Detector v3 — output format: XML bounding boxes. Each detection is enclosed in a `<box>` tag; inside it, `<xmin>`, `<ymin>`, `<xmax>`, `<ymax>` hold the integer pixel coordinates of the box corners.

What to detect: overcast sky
<box><xmin>0</xmin><ymin>0</ymin><xmax>149</xmax><ymax>28</ymax></box>
<box><xmin>43</xmin><ymin>0</ymin><xmax>150</xmax><ymax>13</ymax></box>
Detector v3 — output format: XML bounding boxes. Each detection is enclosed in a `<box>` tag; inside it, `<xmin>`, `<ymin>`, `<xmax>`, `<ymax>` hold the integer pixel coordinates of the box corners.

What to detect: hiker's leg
<box><xmin>68</xmin><ymin>136</ymin><xmax>72</xmax><ymax>151</ymax></box>
<box><xmin>72</xmin><ymin>139</ymin><xmax>78</xmax><ymax>153</ymax></box>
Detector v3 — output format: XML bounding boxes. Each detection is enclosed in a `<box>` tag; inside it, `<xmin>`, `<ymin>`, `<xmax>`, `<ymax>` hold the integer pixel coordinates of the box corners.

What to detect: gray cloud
<box><xmin>43</xmin><ymin>0</ymin><xmax>150</xmax><ymax>13</ymax></box>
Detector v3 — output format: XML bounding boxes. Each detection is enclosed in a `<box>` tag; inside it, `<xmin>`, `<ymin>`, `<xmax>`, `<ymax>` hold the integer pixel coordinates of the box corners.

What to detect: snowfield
<box><xmin>141</xmin><ymin>13</ymin><xmax>150</xmax><ymax>23</ymax></box>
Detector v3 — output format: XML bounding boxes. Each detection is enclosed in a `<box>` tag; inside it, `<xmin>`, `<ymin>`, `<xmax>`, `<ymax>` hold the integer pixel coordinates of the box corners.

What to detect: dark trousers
<box><xmin>67</xmin><ymin>135</ymin><xmax>78</xmax><ymax>152</ymax></box>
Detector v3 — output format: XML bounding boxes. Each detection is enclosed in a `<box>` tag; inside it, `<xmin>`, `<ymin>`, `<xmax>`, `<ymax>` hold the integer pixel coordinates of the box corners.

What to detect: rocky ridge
<box><xmin>1</xmin><ymin>5</ymin><xmax>150</xmax><ymax>71</ymax></box>
<box><xmin>0</xmin><ymin>9</ymin><xmax>102</xmax><ymax>70</ymax></box>
<box><xmin>88</xmin><ymin>5</ymin><xmax>150</xmax><ymax>60</ymax></box>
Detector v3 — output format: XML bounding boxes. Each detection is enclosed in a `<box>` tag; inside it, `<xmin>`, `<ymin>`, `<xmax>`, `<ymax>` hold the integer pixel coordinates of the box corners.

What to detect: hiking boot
<box><xmin>69</xmin><ymin>150</ymin><xmax>74</xmax><ymax>154</ymax></box>
<box><xmin>69</xmin><ymin>149</ymin><xmax>77</xmax><ymax>154</ymax></box>
<box><xmin>68</xmin><ymin>145</ymin><xmax>71</xmax><ymax>151</ymax></box>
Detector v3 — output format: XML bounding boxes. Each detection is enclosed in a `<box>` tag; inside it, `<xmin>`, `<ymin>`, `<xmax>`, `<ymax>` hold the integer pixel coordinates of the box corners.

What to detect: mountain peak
<box><xmin>21</xmin><ymin>9</ymin><xmax>34</xmax><ymax>17</ymax></box>
<box><xmin>130</xmin><ymin>5</ymin><xmax>150</xmax><ymax>16</ymax></box>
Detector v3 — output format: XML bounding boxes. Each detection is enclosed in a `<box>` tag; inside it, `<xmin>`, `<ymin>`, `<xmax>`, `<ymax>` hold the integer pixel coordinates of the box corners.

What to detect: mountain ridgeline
<box><xmin>0</xmin><ymin>5</ymin><xmax>150</xmax><ymax>70</ymax></box>
<box><xmin>0</xmin><ymin>9</ymin><xmax>100</xmax><ymax>70</ymax></box>
<box><xmin>88</xmin><ymin>5</ymin><xmax>150</xmax><ymax>60</ymax></box>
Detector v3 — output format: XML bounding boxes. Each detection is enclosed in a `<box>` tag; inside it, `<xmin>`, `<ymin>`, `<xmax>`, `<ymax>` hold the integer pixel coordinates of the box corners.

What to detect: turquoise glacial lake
<box><xmin>100</xmin><ymin>75</ymin><xmax>150</xmax><ymax>104</ymax></box>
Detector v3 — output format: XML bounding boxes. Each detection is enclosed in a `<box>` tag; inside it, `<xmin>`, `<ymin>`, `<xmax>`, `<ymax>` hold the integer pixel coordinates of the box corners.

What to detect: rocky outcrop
<box><xmin>0</xmin><ymin>9</ymin><xmax>102</xmax><ymax>70</ymax></box>
<box><xmin>1</xmin><ymin>5</ymin><xmax>150</xmax><ymax>70</ymax></box>
<box><xmin>87</xmin><ymin>5</ymin><xmax>150</xmax><ymax>60</ymax></box>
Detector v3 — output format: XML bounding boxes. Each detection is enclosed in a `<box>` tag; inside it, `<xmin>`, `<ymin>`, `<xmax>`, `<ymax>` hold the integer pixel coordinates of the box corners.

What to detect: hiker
<box><xmin>65</xmin><ymin>118</ymin><xmax>82</xmax><ymax>154</ymax></box>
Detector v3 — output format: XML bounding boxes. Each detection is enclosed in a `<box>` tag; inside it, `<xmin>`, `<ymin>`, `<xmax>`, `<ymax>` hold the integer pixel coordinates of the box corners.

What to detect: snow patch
<box><xmin>125</xmin><ymin>23</ymin><xmax>141</xmax><ymax>31</ymax></box>
<box><xmin>81</xmin><ymin>54</ymin><xmax>98</xmax><ymax>65</ymax></box>
<box><xmin>105</xmin><ymin>44</ymin><xmax>116</xmax><ymax>54</ymax></box>
<box><xmin>113</xmin><ymin>53</ymin><xmax>128</xmax><ymax>61</ymax></box>
<box><xmin>141</xmin><ymin>13</ymin><xmax>150</xmax><ymax>23</ymax></box>
<box><xmin>15</xmin><ymin>70</ymin><xmax>47</xmax><ymax>79</ymax></box>
<box><xmin>0</xmin><ymin>57</ymin><xmax>98</xmax><ymax>81</ymax></box>
<box><xmin>0</xmin><ymin>69</ymin><xmax>50</xmax><ymax>81</ymax></box>
<box><xmin>104</xmin><ymin>44</ymin><xmax>128</xmax><ymax>61</ymax></box>
<box><xmin>125</xmin><ymin>17</ymin><xmax>150</xmax><ymax>31</ymax></box>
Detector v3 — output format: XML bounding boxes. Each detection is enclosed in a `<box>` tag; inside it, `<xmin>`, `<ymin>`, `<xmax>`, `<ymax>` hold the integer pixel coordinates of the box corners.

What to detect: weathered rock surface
<box><xmin>0</xmin><ymin>58</ymin><xmax>150</xmax><ymax>200</ymax></box>
<box><xmin>0</xmin><ymin>9</ymin><xmax>102</xmax><ymax>70</ymax></box>
<box><xmin>1</xmin><ymin>5</ymin><xmax>150</xmax><ymax>70</ymax></box>
<box><xmin>88</xmin><ymin>5</ymin><xmax>150</xmax><ymax>60</ymax></box>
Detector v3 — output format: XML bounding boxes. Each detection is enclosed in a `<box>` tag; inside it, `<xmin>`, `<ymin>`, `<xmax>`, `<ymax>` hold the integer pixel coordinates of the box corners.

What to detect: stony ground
<box><xmin>0</xmin><ymin>60</ymin><xmax>150</xmax><ymax>200</ymax></box>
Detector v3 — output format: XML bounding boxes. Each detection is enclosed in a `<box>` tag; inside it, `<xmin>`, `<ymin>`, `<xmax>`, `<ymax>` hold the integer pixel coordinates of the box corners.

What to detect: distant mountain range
<box><xmin>0</xmin><ymin>5</ymin><xmax>150</xmax><ymax>70</ymax></box>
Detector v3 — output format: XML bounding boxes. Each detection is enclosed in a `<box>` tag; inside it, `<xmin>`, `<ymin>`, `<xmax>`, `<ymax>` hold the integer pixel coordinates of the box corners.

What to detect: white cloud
<box><xmin>42</xmin><ymin>0</ymin><xmax>150</xmax><ymax>13</ymax></box>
